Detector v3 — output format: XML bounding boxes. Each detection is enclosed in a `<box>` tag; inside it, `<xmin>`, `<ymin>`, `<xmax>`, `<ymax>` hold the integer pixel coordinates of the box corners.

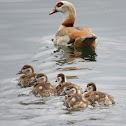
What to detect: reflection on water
<box><xmin>57</xmin><ymin>67</ymin><xmax>87</xmax><ymax>71</ymax></box>
<box><xmin>54</xmin><ymin>45</ymin><xmax>97</xmax><ymax>66</ymax></box>
<box><xmin>66</xmin><ymin>76</ymin><xmax>79</xmax><ymax>79</ymax></box>
<box><xmin>76</xmin><ymin>46</ymin><xmax>97</xmax><ymax>61</ymax></box>
<box><xmin>66</xmin><ymin>117</ymin><xmax>102</xmax><ymax>125</ymax></box>
<box><xmin>20</xmin><ymin>100</ymin><xmax>45</xmax><ymax>105</ymax></box>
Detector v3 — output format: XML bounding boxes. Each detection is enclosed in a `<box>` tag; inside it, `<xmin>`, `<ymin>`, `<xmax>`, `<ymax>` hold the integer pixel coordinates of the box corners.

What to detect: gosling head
<box><xmin>85</xmin><ymin>82</ymin><xmax>97</xmax><ymax>93</ymax></box>
<box><xmin>55</xmin><ymin>73</ymin><xmax>67</xmax><ymax>84</ymax></box>
<box><xmin>17</xmin><ymin>64</ymin><xmax>34</xmax><ymax>75</ymax></box>
<box><xmin>31</xmin><ymin>73</ymin><xmax>48</xmax><ymax>83</ymax></box>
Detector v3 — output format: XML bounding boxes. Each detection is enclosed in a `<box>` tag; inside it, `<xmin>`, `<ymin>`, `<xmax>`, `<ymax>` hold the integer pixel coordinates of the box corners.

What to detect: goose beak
<box><xmin>49</xmin><ymin>8</ymin><xmax>57</xmax><ymax>15</ymax></box>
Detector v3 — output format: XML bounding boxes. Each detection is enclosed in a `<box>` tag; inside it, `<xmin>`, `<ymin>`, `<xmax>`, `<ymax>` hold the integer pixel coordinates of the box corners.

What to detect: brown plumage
<box><xmin>84</xmin><ymin>82</ymin><xmax>115</xmax><ymax>105</ymax></box>
<box><xmin>19</xmin><ymin>73</ymin><xmax>36</xmax><ymax>87</ymax></box>
<box><xmin>55</xmin><ymin>73</ymin><xmax>83</xmax><ymax>96</ymax></box>
<box><xmin>17</xmin><ymin>64</ymin><xmax>36</xmax><ymax>87</ymax></box>
<box><xmin>64</xmin><ymin>93</ymin><xmax>89</xmax><ymax>109</ymax></box>
<box><xmin>32</xmin><ymin>82</ymin><xmax>55</xmax><ymax>97</ymax></box>
<box><xmin>56</xmin><ymin>82</ymin><xmax>84</xmax><ymax>96</ymax></box>
<box><xmin>31</xmin><ymin>73</ymin><xmax>56</xmax><ymax>97</ymax></box>
<box><xmin>50</xmin><ymin>1</ymin><xmax>97</xmax><ymax>47</ymax></box>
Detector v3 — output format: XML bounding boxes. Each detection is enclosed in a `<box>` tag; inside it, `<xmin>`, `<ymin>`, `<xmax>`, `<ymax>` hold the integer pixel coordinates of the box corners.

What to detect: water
<box><xmin>0</xmin><ymin>0</ymin><xmax>126</xmax><ymax>125</ymax></box>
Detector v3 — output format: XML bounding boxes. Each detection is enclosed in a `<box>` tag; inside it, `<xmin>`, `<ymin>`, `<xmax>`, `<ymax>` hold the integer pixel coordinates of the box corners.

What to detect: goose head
<box><xmin>50</xmin><ymin>1</ymin><xmax>76</xmax><ymax>30</ymax></box>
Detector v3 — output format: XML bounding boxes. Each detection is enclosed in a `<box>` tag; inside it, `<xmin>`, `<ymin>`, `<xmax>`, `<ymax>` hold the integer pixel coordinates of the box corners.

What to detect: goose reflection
<box><xmin>54</xmin><ymin>45</ymin><xmax>97</xmax><ymax>66</ymax></box>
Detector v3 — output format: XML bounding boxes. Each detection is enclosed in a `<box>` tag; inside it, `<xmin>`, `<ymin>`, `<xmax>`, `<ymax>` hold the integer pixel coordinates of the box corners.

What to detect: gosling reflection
<box><xmin>54</xmin><ymin>45</ymin><xmax>97</xmax><ymax>65</ymax></box>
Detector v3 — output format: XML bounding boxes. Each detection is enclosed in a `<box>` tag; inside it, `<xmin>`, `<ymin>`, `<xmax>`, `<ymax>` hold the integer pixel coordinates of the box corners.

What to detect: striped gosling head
<box><xmin>55</xmin><ymin>73</ymin><xmax>67</xmax><ymax>84</ymax></box>
<box><xmin>17</xmin><ymin>64</ymin><xmax>34</xmax><ymax>75</ymax></box>
<box><xmin>32</xmin><ymin>73</ymin><xmax>48</xmax><ymax>83</ymax></box>
<box><xmin>60</xmin><ymin>85</ymin><xmax>80</xmax><ymax>95</ymax></box>
<box><xmin>85</xmin><ymin>82</ymin><xmax>97</xmax><ymax>93</ymax></box>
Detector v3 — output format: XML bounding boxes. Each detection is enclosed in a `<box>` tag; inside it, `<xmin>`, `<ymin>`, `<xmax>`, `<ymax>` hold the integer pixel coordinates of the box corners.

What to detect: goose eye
<box><xmin>57</xmin><ymin>2</ymin><xmax>63</xmax><ymax>7</ymax></box>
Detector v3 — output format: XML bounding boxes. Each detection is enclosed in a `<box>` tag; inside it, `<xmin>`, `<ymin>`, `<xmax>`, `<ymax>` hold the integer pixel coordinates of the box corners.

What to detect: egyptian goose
<box><xmin>64</xmin><ymin>93</ymin><xmax>89</xmax><ymax>109</ymax></box>
<box><xmin>31</xmin><ymin>73</ymin><xmax>55</xmax><ymax>97</ymax></box>
<box><xmin>16</xmin><ymin>64</ymin><xmax>36</xmax><ymax>87</ymax></box>
<box><xmin>84</xmin><ymin>82</ymin><xmax>115</xmax><ymax>105</ymax></box>
<box><xmin>55</xmin><ymin>73</ymin><xmax>84</xmax><ymax>95</ymax></box>
<box><xmin>49</xmin><ymin>1</ymin><xmax>97</xmax><ymax>47</ymax></box>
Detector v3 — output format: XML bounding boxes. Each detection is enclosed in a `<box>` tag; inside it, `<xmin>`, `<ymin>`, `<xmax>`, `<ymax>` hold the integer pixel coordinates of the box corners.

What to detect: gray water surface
<box><xmin>0</xmin><ymin>0</ymin><xmax>126</xmax><ymax>126</ymax></box>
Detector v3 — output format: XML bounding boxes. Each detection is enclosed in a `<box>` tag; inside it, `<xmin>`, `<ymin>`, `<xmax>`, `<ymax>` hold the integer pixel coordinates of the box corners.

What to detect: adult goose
<box><xmin>49</xmin><ymin>1</ymin><xmax>97</xmax><ymax>47</ymax></box>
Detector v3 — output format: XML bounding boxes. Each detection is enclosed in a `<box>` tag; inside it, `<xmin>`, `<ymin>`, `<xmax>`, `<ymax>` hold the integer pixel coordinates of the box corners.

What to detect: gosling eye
<box><xmin>68</xmin><ymin>95</ymin><xmax>72</xmax><ymax>98</ymax></box>
<box><xmin>59</xmin><ymin>84</ymin><xmax>62</xmax><ymax>87</ymax></box>
<box><xmin>23</xmin><ymin>67</ymin><xmax>26</xmax><ymax>70</ymax></box>
<box><xmin>66</xmin><ymin>88</ymin><xmax>70</xmax><ymax>91</ymax></box>
<box><xmin>34</xmin><ymin>83</ymin><xmax>38</xmax><ymax>87</ymax></box>
<box><xmin>38</xmin><ymin>75</ymin><xmax>42</xmax><ymax>78</ymax></box>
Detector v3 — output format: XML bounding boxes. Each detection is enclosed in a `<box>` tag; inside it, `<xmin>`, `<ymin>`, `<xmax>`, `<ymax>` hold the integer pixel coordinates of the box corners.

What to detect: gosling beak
<box><xmin>60</xmin><ymin>91</ymin><xmax>66</xmax><ymax>96</ymax></box>
<box><xmin>84</xmin><ymin>89</ymin><xmax>87</xmax><ymax>93</ymax></box>
<box><xmin>55</xmin><ymin>78</ymin><xmax>58</xmax><ymax>82</ymax></box>
<box><xmin>31</xmin><ymin>79</ymin><xmax>37</xmax><ymax>83</ymax></box>
<box><xmin>49</xmin><ymin>8</ymin><xmax>57</xmax><ymax>15</ymax></box>
<box><xmin>16</xmin><ymin>71</ymin><xmax>22</xmax><ymax>75</ymax></box>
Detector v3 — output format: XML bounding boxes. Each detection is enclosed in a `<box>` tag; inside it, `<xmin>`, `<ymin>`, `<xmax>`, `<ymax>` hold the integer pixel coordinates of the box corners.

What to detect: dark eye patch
<box><xmin>37</xmin><ymin>74</ymin><xmax>43</xmax><ymax>78</ymax></box>
<box><xmin>23</xmin><ymin>67</ymin><xmax>27</xmax><ymax>69</ymax></box>
<box><xmin>66</xmin><ymin>88</ymin><xmax>70</xmax><ymax>91</ymax></box>
<box><xmin>23</xmin><ymin>66</ymin><xmax>29</xmax><ymax>69</ymax></box>
<box><xmin>34</xmin><ymin>84</ymin><xmax>37</xmax><ymax>87</ymax></box>
<box><xmin>68</xmin><ymin>95</ymin><xmax>72</xmax><ymax>98</ymax></box>
<box><xmin>56</xmin><ymin>2</ymin><xmax>63</xmax><ymax>7</ymax></box>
